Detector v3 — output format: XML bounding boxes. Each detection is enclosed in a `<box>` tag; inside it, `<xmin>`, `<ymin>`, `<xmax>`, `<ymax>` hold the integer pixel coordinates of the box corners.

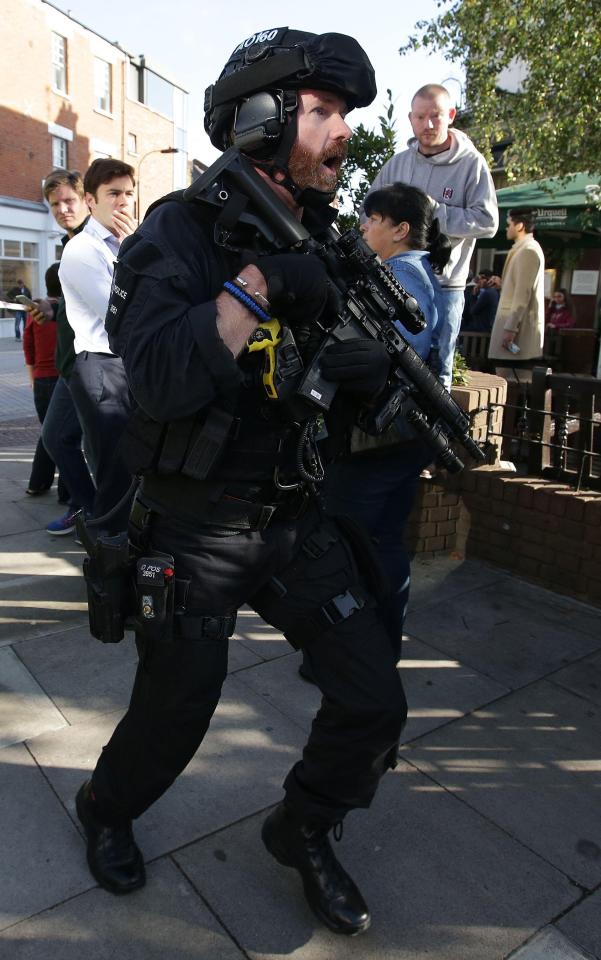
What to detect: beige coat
<box><xmin>488</xmin><ymin>234</ymin><xmax>545</xmax><ymax>360</ymax></box>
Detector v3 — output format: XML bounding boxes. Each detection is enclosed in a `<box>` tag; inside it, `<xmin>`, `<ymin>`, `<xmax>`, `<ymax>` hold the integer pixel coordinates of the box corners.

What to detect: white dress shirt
<box><xmin>59</xmin><ymin>215</ymin><xmax>121</xmax><ymax>354</ymax></box>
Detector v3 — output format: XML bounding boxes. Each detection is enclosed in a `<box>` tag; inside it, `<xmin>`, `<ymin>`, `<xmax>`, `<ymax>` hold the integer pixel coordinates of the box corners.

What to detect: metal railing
<box><xmin>480</xmin><ymin>366</ymin><xmax>601</xmax><ymax>490</ymax></box>
<box><xmin>456</xmin><ymin>330</ymin><xmax>491</xmax><ymax>367</ymax></box>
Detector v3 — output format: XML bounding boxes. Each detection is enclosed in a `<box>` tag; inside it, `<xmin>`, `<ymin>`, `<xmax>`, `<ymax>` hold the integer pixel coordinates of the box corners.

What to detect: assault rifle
<box><xmin>184</xmin><ymin>148</ymin><xmax>486</xmax><ymax>472</ymax></box>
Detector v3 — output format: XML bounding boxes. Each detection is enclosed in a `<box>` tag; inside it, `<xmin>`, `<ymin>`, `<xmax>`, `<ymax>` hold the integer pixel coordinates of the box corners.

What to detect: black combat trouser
<box><xmin>91</xmin><ymin>501</ymin><xmax>407</xmax><ymax>826</ymax></box>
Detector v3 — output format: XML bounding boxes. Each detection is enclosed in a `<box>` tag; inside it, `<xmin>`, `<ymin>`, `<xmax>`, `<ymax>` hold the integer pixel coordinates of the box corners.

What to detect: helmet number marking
<box><xmin>233</xmin><ymin>29</ymin><xmax>279</xmax><ymax>54</ymax></box>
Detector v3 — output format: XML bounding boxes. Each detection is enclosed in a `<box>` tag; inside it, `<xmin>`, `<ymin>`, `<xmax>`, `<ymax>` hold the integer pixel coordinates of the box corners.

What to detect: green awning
<box><xmin>478</xmin><ymin>173</ymin><xmax>601</xmax><ymax>247</ymax></box>
<box><xmin>496</xmin><ymin>172</ymin><xmax>601</xmax><ymax>234</ymax></box>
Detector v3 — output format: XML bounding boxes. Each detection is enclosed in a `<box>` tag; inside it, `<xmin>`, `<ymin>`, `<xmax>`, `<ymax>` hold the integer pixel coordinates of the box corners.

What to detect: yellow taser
<box><xmin>247</xmin><ymin>318</ymin><xmax>282</xmax><ymax>399</ymax></box>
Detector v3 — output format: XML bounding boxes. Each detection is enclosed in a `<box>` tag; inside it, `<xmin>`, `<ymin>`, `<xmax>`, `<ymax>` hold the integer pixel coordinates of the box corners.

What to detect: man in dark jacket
<box><xmin>75</xmin><ymin>28</ymin><xmax>407</xmax><ymax>937</ymax></box>
<box><xmin>467</xmin><ymin>269</ymin><xmax>500</xmax><ymax>332</ymax></box>
<box><xmin>34</xmin><ymin>169</ymin><xmax>96</xmax><ymax>534</ymax></box>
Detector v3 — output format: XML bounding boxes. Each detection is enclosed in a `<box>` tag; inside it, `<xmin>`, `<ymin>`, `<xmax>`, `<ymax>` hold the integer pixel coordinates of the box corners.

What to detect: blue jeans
<box><xmin>432</xmin><ymin>288</ymin><xmax>465</xmax><ymax>388</ymax></box>
<box><xmin>41</xmin><ymin>376</ymin><xmax>96</xmax><ymax>513</ymax></box>
<box><xmin>322</xmin><ymin>439</ymin><xmax>432</xmax><ymax>657</ymax></box>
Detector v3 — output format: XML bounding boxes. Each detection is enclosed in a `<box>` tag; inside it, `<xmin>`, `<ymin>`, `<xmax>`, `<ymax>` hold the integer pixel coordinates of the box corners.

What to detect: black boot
<box><xmin>75</xmin><ymin>781</ymin><xmax>145</xmax><ymax>895</ymax></box>
<box><xmin>262</xmin><ymin>803</ymin><xmax>370</xmax><ymax>935</ymax></box>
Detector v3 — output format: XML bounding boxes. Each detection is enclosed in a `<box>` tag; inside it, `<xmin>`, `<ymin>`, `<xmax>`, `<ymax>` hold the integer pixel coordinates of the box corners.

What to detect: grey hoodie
<box><xmin>368</xmin><ymin>129</ymin><xmax>499</xmax><ymax>288</ymax></box>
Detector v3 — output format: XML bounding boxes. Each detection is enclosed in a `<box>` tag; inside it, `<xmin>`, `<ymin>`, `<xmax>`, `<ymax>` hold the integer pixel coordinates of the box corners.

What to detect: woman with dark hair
<box><xmin>362</xmin><ymin>182</ymin><xmax>451</xmax><ymax>355</ymax></box>
<box><xmin>546</xmin><ymin>288</ymin><xmax>576</xmax><ymax>329</ymax></box>
<box><xmin>316</xmin><ymin>182</ymin><xmax>451</xmax><ymax>667</ymax></box>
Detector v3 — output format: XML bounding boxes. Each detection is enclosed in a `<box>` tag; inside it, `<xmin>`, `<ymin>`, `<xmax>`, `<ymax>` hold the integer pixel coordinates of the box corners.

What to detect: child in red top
<box><xmin>23</xmin><ymin>264</ymin><xmax>69</xmax><ymax>500</ymax></box>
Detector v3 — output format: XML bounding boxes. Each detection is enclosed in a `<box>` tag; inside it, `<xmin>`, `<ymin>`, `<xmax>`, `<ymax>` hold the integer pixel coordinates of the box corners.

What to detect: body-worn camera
<box><xmin>133</xmin><ymin>554</ymin><xmax>176</xmax><ymax>643</ymax></box>
<box><xmin>80</xmin><ymin>519</ymin><xmax>176</xmax><ymax>644</ymax></box>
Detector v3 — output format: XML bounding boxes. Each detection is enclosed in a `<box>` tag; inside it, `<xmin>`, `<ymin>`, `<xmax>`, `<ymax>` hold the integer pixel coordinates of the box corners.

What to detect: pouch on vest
<box><xmin>120</xmin><ymin>403</ymin><xmax>234</xmax><ymax>482</ymax></box>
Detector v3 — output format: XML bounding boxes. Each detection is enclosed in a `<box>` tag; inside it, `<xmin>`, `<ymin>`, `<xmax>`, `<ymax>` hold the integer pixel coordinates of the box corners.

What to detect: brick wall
<box><xmin>406</xmin><ymin>371</ymin><xmax>505</xmax><ymax>555</ymax></box>
<box><xmin>456</xmin><ymin>469</ymin><xmax>601</xmax><ymax>607</ymax></box>
<box><xmin>405</xmin><ymin>372</ymin><xmax>601</xmax><ymax>608</ymax></box>
<box><xmin>1</xmin><ymin>0</ymin><xmax>178</xmax><ymax>205</ymax></box>
<box><xmin>127</xmin><ymin>102</ymin><xmax>178</xmax><ymax>216</ymax></box>
<box><xmin>452</xmin><ymin>370</ymin><xmax>506</xmax><ymax>456</ymax></box>
<box><xmin>405</xmin><ymin>483</ymin><xmax>462</xmax><ymax>555</ymax></box>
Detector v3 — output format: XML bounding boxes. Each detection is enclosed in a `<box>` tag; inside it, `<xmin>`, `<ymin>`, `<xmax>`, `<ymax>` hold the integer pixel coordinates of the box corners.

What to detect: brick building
<box><xmin>0</xmin><ymin>0</ymin><xmax>188</xmax><ymax>315</ymax></box>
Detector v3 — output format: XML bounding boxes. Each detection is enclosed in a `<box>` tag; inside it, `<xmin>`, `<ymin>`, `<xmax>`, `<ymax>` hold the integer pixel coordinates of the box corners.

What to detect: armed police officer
<box><xmin>75</xmin><ymin>28</ymin><xmax>407</xmax><ymax>936</ymax></box>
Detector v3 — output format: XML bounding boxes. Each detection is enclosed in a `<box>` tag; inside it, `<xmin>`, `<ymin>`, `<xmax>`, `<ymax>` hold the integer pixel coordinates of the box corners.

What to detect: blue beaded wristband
<box><xmin>223</xmin><ymin>281</ymin><xmax>271</xmax><ymax>323</ymax></box>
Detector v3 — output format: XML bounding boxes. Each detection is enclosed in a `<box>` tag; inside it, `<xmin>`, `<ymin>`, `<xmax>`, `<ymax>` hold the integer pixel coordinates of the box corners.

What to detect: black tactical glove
<box><xmin>320</xmin><ymin>339</ymin><xmax>391</xmax><ymax>397</ymax></box>
<box><xmin>256</xmin><ymin>253</ymin><xmax>329</xmax><ymax>325</ymax></box>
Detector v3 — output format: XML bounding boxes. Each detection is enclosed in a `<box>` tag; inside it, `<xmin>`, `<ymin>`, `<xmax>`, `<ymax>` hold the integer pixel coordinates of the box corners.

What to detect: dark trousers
<box><xmin>28</xmin><ymin>376</ymin><xmax>68</xmax><ymax>500</ymax></box>
<box><xmin>68</xmin><ymin>352</ymin><xmax>133</xmax><ymax>529</ymax></box>
<box><xmin>91</xmin><ymin>503</ymin><xmax>407</xmax><ymax>826</ymax></box>
<box><xmin>322</xmin><ymin>440</ymin><xmax>432</xmax><ymax>654</ymax></box>
<box><xmin>41</xmin><ymin>376</ymin><xmax>96</xmax><ymax>513</ymax></box>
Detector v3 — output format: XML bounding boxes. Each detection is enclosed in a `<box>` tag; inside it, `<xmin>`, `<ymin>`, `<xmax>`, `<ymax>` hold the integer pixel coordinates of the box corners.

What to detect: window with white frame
<box><xmin>0</xmin><ymin>238</ymin><xmax>39</xmax><ymax>302</ymax></box>
<box><xmin>94</xmin><ymin>58</ymin><xmax>112</xmax><ymax>113</ymax></box>
<box><xmin>52</xmin><ymin>136</ymin><xmax>68</xmax><ymax>168</ymax></box>
<box><xmin>127</xmin><ymin>132</ymin><xmax>137</xmax><ymax>154</ymax></box>
<box><xmin>52</xmin><ymin>33</ymin><xmax>67</xmax><ymax>93</ymax></box>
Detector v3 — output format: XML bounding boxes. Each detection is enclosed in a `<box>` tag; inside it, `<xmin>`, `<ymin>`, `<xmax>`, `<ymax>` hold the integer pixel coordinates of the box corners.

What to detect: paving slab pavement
<box><xmin>235</xmin><ymin>633</ymin><xmax>510</xmax><ymax>743</ymax></box>
<box><xmin>405</xmin><ymin>574</ymin><xmax>601</xmax><ymax>689</ymax></box>
<box><xmin>0</xmin><ymin>646</ymin><xmax>66</xmax><ymax>748</ymax></box>
<box><xmin>0</xmin><ymin>858</ymin><xmax>246</xmax><ymax>959</ymax></box>
<box><xmin>508</xmin><ymin>927</ymin><xmax>597</xmax><ymax>959</ymax></box>
<box><xmin>0</xmin><ymin>340</ymin><xmax>37</xmax><ymax>423</ymax></box>
<box><xmin>28</xmin><ymin>674</ymin><xmax>308</xmax><ymax>865</ymax></box>
<box><xmin>173</xmin><ymin>762</ymin><xmax>578</xmax><ymax>960</ymax></box>
<box><xmin>550</xmin><ymin>650</ymin><xmax>601</xmax><ymax>708</ymax></box>
<box><xmin>1</xmin><ymin>429</ymin><xmax>601</xmax><ymax>958</ymax></box>
<box><xmin>1</xmin><ymin>742</ymin><xmax>92</xmax><ymax>930</ymax></box>
<box><xmin>557</xmin><ymin>890</ymin><xmax>601</xmax><ymax>959</ymax></box>
<box><xmin>402</xmin><ymin>680</ymin><xmax>601</xmax><ymax>889</ymax></box>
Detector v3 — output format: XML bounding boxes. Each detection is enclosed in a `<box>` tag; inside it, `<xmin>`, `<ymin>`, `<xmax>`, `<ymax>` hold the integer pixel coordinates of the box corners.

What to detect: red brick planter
<box><xmin>405</xmin><ymin>372</ymin><xmax>601</xmax><ymax>607</ymax></box>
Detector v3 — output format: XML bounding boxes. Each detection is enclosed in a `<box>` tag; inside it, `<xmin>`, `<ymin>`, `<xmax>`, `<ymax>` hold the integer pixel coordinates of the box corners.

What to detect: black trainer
<box><xmin>75</xmin><ymin>781</ymin><xmax>146</xmax><ymax>895</ymax></box>
<box><xmin>262</xmin><ymin>803</ymin><xmax>371</xmax><ymax>936</ymax></box>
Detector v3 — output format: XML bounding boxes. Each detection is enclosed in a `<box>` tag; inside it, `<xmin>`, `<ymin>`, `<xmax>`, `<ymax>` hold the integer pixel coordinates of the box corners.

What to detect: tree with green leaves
<box><xmin>400</xmin><ymin>0</ymin><xmax>601</xmax><ymax>185</ymax></box>
<box><xmin>337</xmin><ymin>89</ymin><xmax>397</xmax><ymax>231</ymax></box>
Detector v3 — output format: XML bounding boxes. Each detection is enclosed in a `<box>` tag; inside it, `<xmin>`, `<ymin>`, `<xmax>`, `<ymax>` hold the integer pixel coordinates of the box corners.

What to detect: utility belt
<box><xmin>78</xmin><ymin>476</ymin><xmax>309</xmax><ymax>647</ymax></box>
<box><xmin>137</xmin><ymin>477</ymin><xmax>311</xmax><ymax>532</ymax></box>
<box><xmin>77</xmin><ymin>511</ymin><xmax>237</xmax><ymax>648</ymax></box>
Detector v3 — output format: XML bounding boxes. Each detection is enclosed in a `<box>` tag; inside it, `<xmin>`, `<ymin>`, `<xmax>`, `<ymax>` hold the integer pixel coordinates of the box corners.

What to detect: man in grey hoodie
<box><xmin>368</xmin><ymin>84</ymin><xmax>498</xmax><ymax>387</ymax></box>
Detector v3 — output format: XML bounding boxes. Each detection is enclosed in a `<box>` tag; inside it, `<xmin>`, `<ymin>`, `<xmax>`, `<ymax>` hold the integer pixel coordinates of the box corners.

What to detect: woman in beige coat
<box><xmin>488</xmin><ymin>207</ymin><xmax>545</xmax><ymax>361</ymax></box>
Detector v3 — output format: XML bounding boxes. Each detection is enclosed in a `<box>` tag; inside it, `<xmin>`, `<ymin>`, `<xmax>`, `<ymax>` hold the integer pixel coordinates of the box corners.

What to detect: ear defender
<box><xmin>233</xmin><ymin>92</ymin><xmax>286</xmax><ymax>158</ymax></box>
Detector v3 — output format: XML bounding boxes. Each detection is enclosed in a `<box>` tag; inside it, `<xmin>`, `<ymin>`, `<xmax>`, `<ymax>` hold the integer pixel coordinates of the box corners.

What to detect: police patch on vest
<box><xmin>106</xmin><ymin>264</ymin><xmax>134</xmax><ymax>336</ymax></box>
<box><xmin>443</xmin><ymin>187</ymin><xmax>454</xmax><ymax>200</ymax></box>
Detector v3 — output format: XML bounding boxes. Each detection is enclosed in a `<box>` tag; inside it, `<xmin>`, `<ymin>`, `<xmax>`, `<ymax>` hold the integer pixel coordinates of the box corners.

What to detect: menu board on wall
<box><xmin>571</xmin><ymin>271</ymin><xmax>599</xmax><ymax>296</ymax></box>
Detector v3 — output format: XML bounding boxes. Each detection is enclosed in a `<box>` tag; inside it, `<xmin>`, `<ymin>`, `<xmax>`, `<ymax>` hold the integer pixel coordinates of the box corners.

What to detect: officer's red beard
<box><xmin>287</xmin><ymin>140</ymin><xmax>348</xmax><ymax>193</ymax></box>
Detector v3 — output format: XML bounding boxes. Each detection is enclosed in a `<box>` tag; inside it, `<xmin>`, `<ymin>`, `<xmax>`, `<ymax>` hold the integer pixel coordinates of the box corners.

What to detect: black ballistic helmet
<box><xmin>204</xmin><ymin>27</ymin><xmax>377</xmax><ymax>153</ymax></box>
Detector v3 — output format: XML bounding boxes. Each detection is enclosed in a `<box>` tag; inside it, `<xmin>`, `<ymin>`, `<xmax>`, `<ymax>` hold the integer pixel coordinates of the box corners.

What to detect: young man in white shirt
<box><xmin>59</xmin><ymin>159</ymin><xmax>137</xmax><ymax>530</ymax></box>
